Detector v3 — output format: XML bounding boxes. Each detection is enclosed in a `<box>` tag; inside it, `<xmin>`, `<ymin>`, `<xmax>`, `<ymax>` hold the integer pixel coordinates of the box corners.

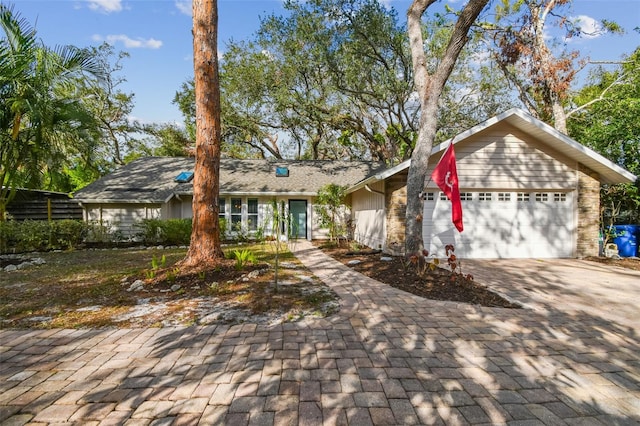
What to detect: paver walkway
<box><xmin>1</xmin><ymin>241</ymin><xmax>639</xmax><ymax>425</ymax></box>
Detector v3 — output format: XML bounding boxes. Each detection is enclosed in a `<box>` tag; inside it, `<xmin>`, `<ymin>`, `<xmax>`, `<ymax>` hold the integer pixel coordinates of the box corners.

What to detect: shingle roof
<box><xmin>74</xmin><ymin>157</ymin><xmax>386</xmax><ymax>203</ymax></box>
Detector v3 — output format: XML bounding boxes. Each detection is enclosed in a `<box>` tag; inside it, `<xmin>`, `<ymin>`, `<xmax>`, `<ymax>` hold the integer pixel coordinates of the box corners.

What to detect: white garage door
<box><xmin>423</xmin><ymin>191</ymin><xmax>575</xmax><ymax>258</ymax></box>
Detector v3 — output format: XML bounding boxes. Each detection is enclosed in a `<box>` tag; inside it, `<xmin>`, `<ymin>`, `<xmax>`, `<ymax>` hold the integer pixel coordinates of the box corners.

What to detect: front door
<box><xmin>289</xmin><ymin>200</ymin><xmax>307</xmax><ymax>239</ymax></box>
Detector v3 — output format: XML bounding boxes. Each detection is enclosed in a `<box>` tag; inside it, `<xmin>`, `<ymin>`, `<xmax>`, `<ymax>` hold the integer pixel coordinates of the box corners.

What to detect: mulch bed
<box><xmin>317</xmin><ymin>244</ymin><xmax>520</xmax><ymax>309</ymax></box>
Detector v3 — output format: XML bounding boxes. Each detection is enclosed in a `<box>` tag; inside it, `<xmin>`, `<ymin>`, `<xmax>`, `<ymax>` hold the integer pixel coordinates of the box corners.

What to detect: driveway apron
<box><xmin>0</xmin><ymin>240</ymin><xmax>639</xmax><ymax>425</ymax></box>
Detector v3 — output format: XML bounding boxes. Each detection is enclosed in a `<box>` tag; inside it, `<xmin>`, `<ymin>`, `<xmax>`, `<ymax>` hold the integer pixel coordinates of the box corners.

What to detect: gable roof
<box><xmin>74</xmin><ymin>157</ymin><xmax>386</xmax><ymax>204</ymax></box>
<box><xmin>349</xmin><ymin>108</ymin><xmax>636</xmax><ymax>192</ymax></box>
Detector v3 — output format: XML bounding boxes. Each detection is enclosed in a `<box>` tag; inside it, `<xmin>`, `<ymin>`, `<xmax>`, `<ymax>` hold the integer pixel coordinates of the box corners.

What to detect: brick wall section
<box><xmin>384</xmin><ymin>170</ymin><xmax>408</xmax><ymax>255</ymax></box>
<box><xmin>577</xmin><ymin>164</ymin><xmax>601</xmax><ymax>257</ymax></box>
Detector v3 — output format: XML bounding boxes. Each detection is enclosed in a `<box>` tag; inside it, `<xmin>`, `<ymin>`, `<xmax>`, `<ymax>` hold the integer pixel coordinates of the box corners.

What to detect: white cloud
<box><xmin>175</xmin><ymin>0</ymin><xmax>192</xmax><ymax>16</ymax></box>
<box><xmin>92</xmin><ymin>34</ymin><xmax>163</xmax><ymax>49</ymax></box>
<box><xmin>86</xmin><ymin>0</ymin><xmax>123</xmax><ymax>13</ymax></box>
<box><xmin>570</xmin><ymin>15</ymin><xmax>604</xmax><ymax>40</ymax></box>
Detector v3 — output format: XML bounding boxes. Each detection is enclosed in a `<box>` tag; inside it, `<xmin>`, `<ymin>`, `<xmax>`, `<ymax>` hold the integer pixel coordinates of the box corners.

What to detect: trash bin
<box><xmin>612</xmin><ymin>225</ymin><xmax>639</xmax><ymax>257</ymax></box>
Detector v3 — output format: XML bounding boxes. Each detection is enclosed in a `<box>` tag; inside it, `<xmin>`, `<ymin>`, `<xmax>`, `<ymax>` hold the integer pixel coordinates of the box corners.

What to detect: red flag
<box><xmin>431</xmin><ymin>143</ymin><xmax>463</xmax><ymax>232</ymax></box>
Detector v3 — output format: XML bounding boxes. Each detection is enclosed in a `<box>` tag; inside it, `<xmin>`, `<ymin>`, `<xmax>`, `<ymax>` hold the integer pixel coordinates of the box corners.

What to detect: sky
<box><xmin>13</xmin><ymin>0</ymin><xmax>640</xmax><ymax>127</ymax></box>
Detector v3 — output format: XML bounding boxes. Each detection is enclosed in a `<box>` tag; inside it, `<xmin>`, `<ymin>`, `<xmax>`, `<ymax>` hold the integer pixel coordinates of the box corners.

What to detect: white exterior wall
<box><xmin>350</xmin><ymin>181</ymin><xmax>386</xmax><ymax>250</ymax></box>
<box><xmin>82</xmin><ymin>195</ymin><xmax>340</xmax><ymax>242</ymax></box>
<box><xmin>84</xmin><ymin>203</ymin><xmax>162</xmax><ymax>238</ymax></box>
<box><xmin>422</xmin><ymin>124</ymin><xmax>578</xmax><ymax>258</ymax></box>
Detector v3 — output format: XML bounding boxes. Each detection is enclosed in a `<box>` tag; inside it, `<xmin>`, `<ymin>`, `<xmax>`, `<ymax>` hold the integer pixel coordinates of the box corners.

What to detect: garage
<box><xmin>423</xmin><ymin>190</ymin><xmax>575</xmax><ymax>258</ymax></box>
<box><xmin>348</xmin><ymin>109</ymin><xmax>636</xmax><ymax>259</ymax></box>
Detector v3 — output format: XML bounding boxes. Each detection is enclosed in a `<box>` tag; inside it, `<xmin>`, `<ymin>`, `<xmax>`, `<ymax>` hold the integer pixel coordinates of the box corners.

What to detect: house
<box><xmin>73</xmin><ymin>158</ymin><xmax>385</xmax><ymax>240</ymax></box>
<box><xmin>348</xmin><ymin>108</ymin><xmax>637</xmax><ymax>258</ymax></box>
<box><xmin>74</xmin><ymin>109</ymin><xmax>636</xmax><ymax>258</ymax></box>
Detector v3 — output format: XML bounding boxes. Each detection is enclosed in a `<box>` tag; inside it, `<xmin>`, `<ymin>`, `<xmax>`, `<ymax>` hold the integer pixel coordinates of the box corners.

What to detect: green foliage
<box><xmin>49</xmin><ymin>220</ymin><xmax>87</xmax><ymax>249</ymax></box>
<box><xmin>85</xmin><ymin>221</ymin><xmax>122</xmax><ymax>243</ymax></box>
<box><xmin>568</xmin><ymin>47</ymin><xmax>640</xmax><ymax>224</ymax></box>
<box><xmin>150</xmin><ymin>254</ymin><xmax>167</xmax><ymax>270</ymax></box>
<box><xmin>0</xmin><ymin>4</ymin><xmax>105</xmax><ymax>208</ymax></box>
<box><xmin>0</xmin><ymin>219</ymin><xmax>88</xmax><ymax>253</ymax></box>
<box><xmin>231</xmin><ymin>221</ymin><xmax>250</xmax><ymax>243</ymax></box>
<box><xmin>142</xmin><ymin>122</ymin><xmax>192</xmax><ymax>157</ymax></box>
<box><xmin>315</xmin><ymin>184</ymin><xmax>348</xmax><ymax>241</ymax></box>
<box><xmin>231</xmin><ymin>248</ymin><xmax>256</xmax><ymax>271</ymax></box>
<box><xmin>136</xmin><ymin>219</ymin><xmax>192</xmax><ymax>245</ymax></box>
<box><xmin>219</xmin><ymin>218</ymin><xmax>230</xmax><ymax>240</ymax></box>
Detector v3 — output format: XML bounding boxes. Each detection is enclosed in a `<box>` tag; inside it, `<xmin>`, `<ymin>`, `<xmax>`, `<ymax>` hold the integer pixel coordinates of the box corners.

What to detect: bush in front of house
<box><xmin>136</xmin><ymin>218</ymin><xmax>192</xmax><ymax>246</ymax></box>
<box><xmin>0</xmin><ymin>219</ymin><xmax>89</xmax><ymax>253</ymax></box>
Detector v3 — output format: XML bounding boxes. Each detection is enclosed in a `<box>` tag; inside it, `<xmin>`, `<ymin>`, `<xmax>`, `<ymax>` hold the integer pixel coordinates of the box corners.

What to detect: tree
<box><xmin>404</xmin><ymin>0</ymin><xmax>490</xmax><ymax>256</ymax></box>
<box><xmin>316</xmin><ymin>184</ymin><xmax>349</xmax><ymax>242</ymax></box>
<box><xmin>489</xmin><ymin>0</ymin><xmax>623</xmax><ymax>134</ymax></box>
<box><xmin>173</xmin><ymin>0</ymin><xmax>510</xmax><ymax>163</ymax></box>
<box><xmin>179</xmin><ymin>0</ymin><xmax>224</xmax><ymax>267</ymax></box>
<box><xmin>142</xmin><ymin>123</ymin><xmax>193</xmax><ymax>157</ymax></box>
<box><xmin>568</xmin><ymin>47</ymin><xmax>640</xmax><ymax>224</ymax></box>
<box><xmin>61</xmin><ymin>43</ymin><xmax>144</xmax><ymax>191</ymax></box>
<box><xmin>0</xmin><ymin>4</ymin><xmax>102</xmax><ymax>218</ymax></box>
<box><xmin>76</xmin><ymin>43</ymin><xmax>141</xmax><ymax>167</ymax></box>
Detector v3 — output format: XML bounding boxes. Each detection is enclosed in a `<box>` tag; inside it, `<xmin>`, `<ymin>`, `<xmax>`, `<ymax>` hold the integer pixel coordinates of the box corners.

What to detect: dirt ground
<box><xmin>0</xmin><ymin>247</ymin><xmax>339</xmax><ymax>329</ymax></box>
<box><xmin>585</xmin><ymin>255</ymin><xmax>640</xmax><ymax>271</ymax></box>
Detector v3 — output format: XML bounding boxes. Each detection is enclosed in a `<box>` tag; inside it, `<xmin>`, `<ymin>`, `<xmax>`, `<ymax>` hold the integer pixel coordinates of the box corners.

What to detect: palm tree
<box><xmin>0</xmin><ymin>4</ymin><xmax>102</xmax><ymax>218</ymax></box>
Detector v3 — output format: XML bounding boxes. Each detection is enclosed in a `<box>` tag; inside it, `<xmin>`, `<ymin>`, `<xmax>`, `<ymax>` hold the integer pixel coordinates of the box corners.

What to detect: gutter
<box><xmin>364</xmin><ymin>184</ymin><xmax>385</xmax><ymax>196</ymax></box>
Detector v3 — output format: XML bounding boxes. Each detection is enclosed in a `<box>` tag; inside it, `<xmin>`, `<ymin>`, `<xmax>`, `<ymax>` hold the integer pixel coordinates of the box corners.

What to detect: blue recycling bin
<box><xmin>612</xmin><ymin>225</ymin><xmax>639</xmax><ymax>257</ymax></box>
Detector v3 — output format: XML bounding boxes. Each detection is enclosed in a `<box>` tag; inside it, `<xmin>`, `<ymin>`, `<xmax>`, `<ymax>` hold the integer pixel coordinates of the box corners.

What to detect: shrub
<box><xmin>161</xmin><ymin>219</ymin><xmax>192</xmax><ymax>245</ymax></box>
<box><xmin>85</xmin><ymin>221</ymin><xmax>122</xmax><ymax>243</ymax></box>
<box><xmin>0</xmin><ymin>219</ymin><xmax>88</xmax><ymax>253</ymax></box>
<box><xmin>136</xmin><ymin>219</ymin><xmax>164</xmax><ymax>244</ymax></box>
<box><xmin>136</xmin><ymin>218</ymin><xmax>192</xmax><ymax>245</ymax></box>
<box><xmin>50</xmin><ymin>220</ymin><xmax>87</xmax><ymax>250</ymax></box>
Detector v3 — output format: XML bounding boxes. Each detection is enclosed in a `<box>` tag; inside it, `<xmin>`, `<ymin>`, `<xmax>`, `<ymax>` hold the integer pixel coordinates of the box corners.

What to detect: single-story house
<box><xmin>74</xmin><ymin>108</ymin><xmax>636</xmax><ymax>258</ymax></box>
<box><xmin>73</xmin><ymin>158</ymin><xmax>385</xmax><ymax>240</ymax></box>
<box><xmin>348</xmin><ymin>108</ymin><xmax>636</xmax><ymax>258</ymax></box>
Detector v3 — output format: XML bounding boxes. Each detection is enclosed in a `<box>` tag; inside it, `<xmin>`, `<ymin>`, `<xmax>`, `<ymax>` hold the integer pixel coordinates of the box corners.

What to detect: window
<box><xmin>219</xmin><ymin>198</ymin><xmax>226</xmax><ymax>220</ymax></box>
<box><xmin>478</xmin><ymin>192</ymin><xmax>492</xmax><ymax>201</ymax></box>
<box><xmin>535</xmin><ymin>193</ymin><xmax>548</xmax><ymax>202</ymax></box>
<box><xmin>231</xmin><ymin>198</ymin><xmax>242</xmax><ymax>227</ymax></box>
<box><xmin>554</xmin><ymin>193</ymin><xmax>567</xmax><ymax>202</ymax></box>
<box><xmin>247</xmin><ymin>198</ymin><xmax>258</xmax><ymax>231</ymax></box>
<box><xmin>460</xmin><ymin>192</ymin><xmax>472</xmax><ymax>201</ymax></box>
<box><xmin>440</xmin><ymin>192</ymin><xmax>448</xmax><ymax>201</ymax></box>
<box><xmin>425</xmin><ymin>192</ymin><xmax>435</xmax><ymax>201</ymax></box>
<box><xmin>517</xmin><ymin>193</ymin><xmax>530</xmax><ymax>202</ymax></box>
<box><xmin>498</xmin><ymin>193</ymin><xmax>511</xmax><ymax>202</ymax></box>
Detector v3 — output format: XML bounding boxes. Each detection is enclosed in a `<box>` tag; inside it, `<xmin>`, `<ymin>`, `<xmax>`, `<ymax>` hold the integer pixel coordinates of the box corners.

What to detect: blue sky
<box><xmin>14</xmin><ymin>0</ymin><xmax>640</xmax><ymax>126</ymax></box>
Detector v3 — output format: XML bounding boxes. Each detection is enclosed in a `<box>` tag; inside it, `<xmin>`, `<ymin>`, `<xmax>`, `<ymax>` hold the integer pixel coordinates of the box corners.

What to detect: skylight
<box><xmin>275</xmin><ymin>167</ymin><xmax>289</xmax><ymax>177</ymax></box>
<box><xmin>174</xmin><ymin>171</ymin><xmax>194</xmax><ymax>183</ymax></box>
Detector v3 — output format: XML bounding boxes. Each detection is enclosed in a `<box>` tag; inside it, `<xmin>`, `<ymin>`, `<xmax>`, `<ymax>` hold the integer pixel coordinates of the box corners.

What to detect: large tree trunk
<box><xmin>180</xmin><ymin>0</ymin><xmax>224</xmax><ymax>267</ymax></box>
<box><xmin>404</xmin><ymin>0</ymin><xmax>489</xmax><ymax>256</ymax></box>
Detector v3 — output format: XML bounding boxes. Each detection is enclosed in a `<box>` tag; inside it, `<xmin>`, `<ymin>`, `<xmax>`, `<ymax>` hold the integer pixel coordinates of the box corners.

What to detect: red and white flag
<box><xmin>431</xmin><ymin>142</ymin><xmax>463</xmax><ymax>232</ymax></box>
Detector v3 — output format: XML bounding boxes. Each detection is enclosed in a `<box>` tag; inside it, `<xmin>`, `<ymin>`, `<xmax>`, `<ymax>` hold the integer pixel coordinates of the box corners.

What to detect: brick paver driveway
<box><xmin>1</xmin><ymin>242</ymin><xmax>639</xmax><ymax>425</ymax></box>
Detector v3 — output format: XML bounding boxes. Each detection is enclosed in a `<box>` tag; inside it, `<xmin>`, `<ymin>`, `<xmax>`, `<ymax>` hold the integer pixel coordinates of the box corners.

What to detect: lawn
<box><xmin>0</xmin><ymin>242</ymin><xmax>339</xmax><ymax>329</ymax></box>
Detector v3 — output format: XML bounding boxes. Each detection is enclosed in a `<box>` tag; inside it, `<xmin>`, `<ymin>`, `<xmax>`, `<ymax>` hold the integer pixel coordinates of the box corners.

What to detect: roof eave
<box><xmin>347</xmin><ymin>160</ymin><xmax>411</xmax><ymax>193</ymax></box>
<box><xmin>174</xmin><ymin>190</ymin><xmax>320</xmax><ymax>197</ymax></box>
<box><xmin>75</xmin><ymin>198</ymin><xmax>164</xmax><ymax>204</ymax></box>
